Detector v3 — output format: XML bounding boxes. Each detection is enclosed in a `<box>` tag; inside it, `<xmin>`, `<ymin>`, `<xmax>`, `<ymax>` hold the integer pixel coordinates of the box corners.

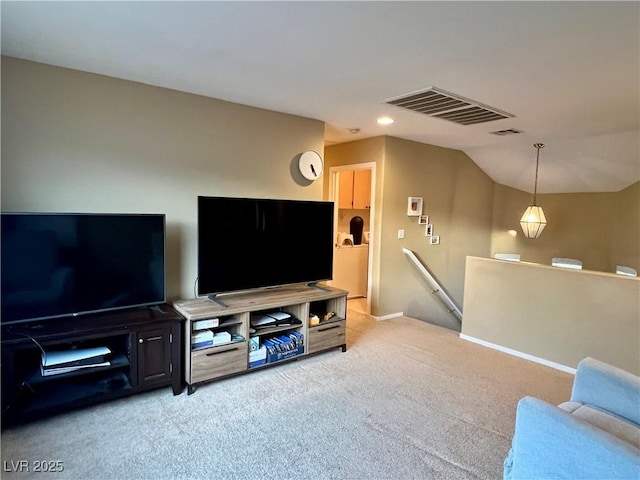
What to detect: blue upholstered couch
<box><xmin>504</xmin><ymin>357</ymin><xmax>640</xmax><ymax>479</ymax></box>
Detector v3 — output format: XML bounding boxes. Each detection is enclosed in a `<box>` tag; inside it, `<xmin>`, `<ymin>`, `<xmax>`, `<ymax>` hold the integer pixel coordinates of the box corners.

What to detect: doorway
<box><xmin>328</xmin><ymin>163</ymin><xmax>375</xmax><ymax>315</ymax></box>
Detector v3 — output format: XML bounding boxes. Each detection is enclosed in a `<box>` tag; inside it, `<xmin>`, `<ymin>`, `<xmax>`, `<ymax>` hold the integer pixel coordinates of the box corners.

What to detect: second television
<box><xmin>197</xmin><ymin>196</ymin><xmax>334</xmax><ymax>298</ymax></box>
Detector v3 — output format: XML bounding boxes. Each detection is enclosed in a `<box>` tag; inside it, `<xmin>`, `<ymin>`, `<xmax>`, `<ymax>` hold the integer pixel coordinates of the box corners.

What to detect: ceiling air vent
<box><xmin>383</xmin><ymin>86</ymin><xmax>513</xmax><ymax>126</ymax></box>
<box><xmin>490</xmin><ymin>128</ymin><xmax>523</xmax><ymax>136</ymax></box>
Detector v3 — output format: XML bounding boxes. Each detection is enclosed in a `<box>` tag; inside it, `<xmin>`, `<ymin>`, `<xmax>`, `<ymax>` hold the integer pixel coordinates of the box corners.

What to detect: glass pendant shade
<box><xmin>520</xmin><ymin>205</ymin><xmax>547</xmax><ymax>238</ymax></box>
<box><xmin>520</xmin><ymin>143</ymin><xmax>548</xmax><ymax>239</ymax></box>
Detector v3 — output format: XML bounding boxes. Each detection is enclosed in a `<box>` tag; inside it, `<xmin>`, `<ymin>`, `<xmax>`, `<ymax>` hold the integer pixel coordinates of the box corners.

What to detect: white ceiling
<box><xmin>2</xmin><ymin>1</ymin><xmax>639</xmax><ymax>194</ymax></box>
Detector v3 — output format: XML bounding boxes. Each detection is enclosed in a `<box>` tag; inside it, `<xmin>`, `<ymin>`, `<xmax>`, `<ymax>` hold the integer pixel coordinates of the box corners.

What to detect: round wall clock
<box><xmin>298</xmin><ymin>150</ymin><xmax>324</xmax><ymax>181</ymax></box>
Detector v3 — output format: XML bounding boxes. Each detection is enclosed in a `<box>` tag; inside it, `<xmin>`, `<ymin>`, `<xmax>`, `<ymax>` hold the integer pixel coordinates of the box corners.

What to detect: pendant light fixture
<box><xmin>520</xmin><ymin>143</ymin><xmax>547</xmax><ymax>238</ymax></box>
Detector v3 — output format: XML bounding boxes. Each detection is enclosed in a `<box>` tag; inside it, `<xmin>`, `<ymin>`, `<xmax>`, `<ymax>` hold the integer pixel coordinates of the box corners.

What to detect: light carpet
<box><xmin>1</xmin><ymin>310</ymin><xmax>573</xmax><ymax>479</ymax></box>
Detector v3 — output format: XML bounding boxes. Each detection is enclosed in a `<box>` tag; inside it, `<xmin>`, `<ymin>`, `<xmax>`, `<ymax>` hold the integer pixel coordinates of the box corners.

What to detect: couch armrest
<box><xmin>506</xmin><ymin>396</ymin><xmax>640</xmax><ymax>480</ymax></box>
<box><xmin>572</xmin><ymin>357</ymin><xmax>640</xmax><ymax>425</ymax></box>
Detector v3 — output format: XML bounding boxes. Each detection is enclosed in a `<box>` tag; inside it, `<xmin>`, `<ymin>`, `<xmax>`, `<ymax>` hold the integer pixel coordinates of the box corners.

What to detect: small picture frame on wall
<box><xmin>425</xmin><ymin>224</ymin><xmax>433</xmax><ymax>236</ymax></box>
<box><xmin>430</xmin><ymin>235</ymin><xmax>440</xmax><ymax>245</ymax></box>
<box><xmin>407</xmin><ymin>197</ymin><xmax>423</xmax><ymax>216</ymax></box>
<box><xmin>418</xmin><ymin>215</ymin><xmax>429</xmax><ymax>225</ymax></box>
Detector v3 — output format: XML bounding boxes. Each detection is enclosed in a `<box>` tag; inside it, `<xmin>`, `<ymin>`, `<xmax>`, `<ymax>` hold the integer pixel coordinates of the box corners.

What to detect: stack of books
<box><xmin>263</xmin><ymin>331</ymin><xmax>304</xmax><ymax>363</ymax></box>
<box><xmin>41</xmin><ymin>346</ymin><xmax>112</xmax><ymax>377</ymax></box>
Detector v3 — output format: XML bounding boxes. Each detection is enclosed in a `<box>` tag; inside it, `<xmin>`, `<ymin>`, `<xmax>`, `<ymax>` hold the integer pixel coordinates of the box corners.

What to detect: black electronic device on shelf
<box><xmin>197</xmin><ymin>196</ymin><xmax>334</xmax><ymax>300</ymax></box>
<box><xmin>250</xmin><ymin>311</ymin><xmax>301</xmax><ymax>329</ymax></box>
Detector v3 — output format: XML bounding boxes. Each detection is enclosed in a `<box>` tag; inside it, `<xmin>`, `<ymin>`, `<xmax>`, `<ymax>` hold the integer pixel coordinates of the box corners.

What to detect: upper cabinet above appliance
<box><xmin>338</xmin><ymin>170</ymin><xmax>371</xmax><ymax>209</ymax></box>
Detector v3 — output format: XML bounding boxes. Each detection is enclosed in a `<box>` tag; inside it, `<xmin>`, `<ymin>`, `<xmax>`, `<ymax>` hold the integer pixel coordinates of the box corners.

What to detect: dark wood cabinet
<box><xmin>136</xmin><ymin>326</ymin><xmax>174</xmax><ymax>388</ymax></box>
<box><xmin>1</xmin><ymin>305</ymin><xmax>184</xmax><ymax>428</ymax></box>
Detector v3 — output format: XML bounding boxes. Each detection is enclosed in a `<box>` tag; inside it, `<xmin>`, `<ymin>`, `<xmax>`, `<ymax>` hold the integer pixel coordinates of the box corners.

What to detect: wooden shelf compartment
<box><xmin>14</xmin><ymin>370</ymin><xmax>133</xmax><ymax>415</ymax></box>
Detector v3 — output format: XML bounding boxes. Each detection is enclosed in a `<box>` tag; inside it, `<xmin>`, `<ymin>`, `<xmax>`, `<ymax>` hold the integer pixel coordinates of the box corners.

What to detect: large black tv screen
<box><xmin>1</xmin><ymin>213</ymin><xmax>166</xmax><ymax>324</ymax></box>
<box><xmin>198</xmin><ymin>196</ymin><xmax>334</xmax><ymax>297</ymax></box>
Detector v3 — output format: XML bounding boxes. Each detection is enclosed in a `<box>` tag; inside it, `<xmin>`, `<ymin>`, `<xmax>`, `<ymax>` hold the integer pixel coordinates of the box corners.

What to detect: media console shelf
<box><xmin>173</xmin><ymin>284</ymin><xmax>348</xmax><ymax>394</ymax></box>
<box><xmin>1</xmin><ymin>305</ymin><xmax>184</xmax><ymax>428</ymax></box>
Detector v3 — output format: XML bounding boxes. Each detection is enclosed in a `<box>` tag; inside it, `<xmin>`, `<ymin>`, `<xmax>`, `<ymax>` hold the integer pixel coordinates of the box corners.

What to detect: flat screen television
<box><xmin>1</xmin><ymin>213</ymin><xmax>166</xmax><ymax>325</ymax></box>
<box><xmin>197</xmin><ymin>196</ymin><xmax>334</xmax><ymax>298</ymax></box>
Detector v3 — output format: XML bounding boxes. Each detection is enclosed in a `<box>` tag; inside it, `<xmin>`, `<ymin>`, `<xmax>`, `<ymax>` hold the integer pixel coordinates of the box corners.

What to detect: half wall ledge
<box><xmin>460</xmin><ymin>256</ymin><xmax>640</xmax><ymax>375</ymax></box>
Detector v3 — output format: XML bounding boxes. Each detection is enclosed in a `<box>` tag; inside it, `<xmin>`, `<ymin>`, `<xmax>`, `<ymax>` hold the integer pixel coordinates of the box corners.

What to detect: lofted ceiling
<box><xmin>1</xmin><ymin>1</ymin><xmax>638</xmax><ymax>194</ymax></box>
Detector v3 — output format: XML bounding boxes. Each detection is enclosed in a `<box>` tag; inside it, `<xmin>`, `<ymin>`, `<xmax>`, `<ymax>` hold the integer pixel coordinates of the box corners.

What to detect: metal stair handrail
<box><xmin>402</xmin><ymin>248</ymin><xmax>462</xmax><ymax>322</ymax></box>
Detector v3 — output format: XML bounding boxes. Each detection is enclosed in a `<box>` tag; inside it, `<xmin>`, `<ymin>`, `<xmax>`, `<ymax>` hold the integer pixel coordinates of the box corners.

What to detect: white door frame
<box><xmin>328</xmin><ymin>162</ymin><xmax>376</xmax><ymax>314</ymax></box>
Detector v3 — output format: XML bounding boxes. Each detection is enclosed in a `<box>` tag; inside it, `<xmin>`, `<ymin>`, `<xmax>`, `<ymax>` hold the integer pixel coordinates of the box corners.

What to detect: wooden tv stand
<box><xmin>173</xmin><ymin>284</ymin><xmax>348</xmax><ymax>394</ymax></box>
<box><xmin>1</xmin><ymin>305</ymin><xmax>184</xmax><ymax>428</ymax></box>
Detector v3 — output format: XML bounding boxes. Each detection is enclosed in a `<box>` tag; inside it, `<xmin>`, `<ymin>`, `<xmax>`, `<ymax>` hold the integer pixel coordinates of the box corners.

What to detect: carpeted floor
<box><xmin>1</xmin><ymin>308</ymin><xmax>573</xmax><ymax>479</ymax></box>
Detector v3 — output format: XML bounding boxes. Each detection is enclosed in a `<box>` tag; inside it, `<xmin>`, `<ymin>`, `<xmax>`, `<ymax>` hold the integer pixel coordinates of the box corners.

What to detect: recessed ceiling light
<box><xmin>377</xmin><ymin>116</ymin><xmax>395</xmax><ymax>126</ymax></box>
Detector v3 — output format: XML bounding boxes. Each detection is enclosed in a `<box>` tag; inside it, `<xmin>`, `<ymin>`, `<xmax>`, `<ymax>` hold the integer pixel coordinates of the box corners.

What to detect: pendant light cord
<box><xmin>532</xmin><ymin>143</ymin><xmax>544</xmax><ymax>205</ymax></box>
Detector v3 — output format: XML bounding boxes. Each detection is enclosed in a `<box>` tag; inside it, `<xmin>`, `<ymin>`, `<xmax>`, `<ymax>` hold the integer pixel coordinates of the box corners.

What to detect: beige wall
<box><xmin>461</xmin><ymin>256</ymin><xmax>640</xmax><ymax>375</ymax></box>
<box><xmin>1</xmin><ymin>56</ymin><xmax>325</xmax><ymax>301</ymax></box>
<box><xmin>611</xmin><ymin>182</ymin><xmax>640</xmax><ymax>270</ymax></box>
<box><xmin>491</xmin><ymin>182</ymin><xmax>639</xmax><ymax>273</ymax></box>
<box><xmin>377</xmin><ymin>137</ymin><xmax>494</xmax><ymax>329</ymax></box>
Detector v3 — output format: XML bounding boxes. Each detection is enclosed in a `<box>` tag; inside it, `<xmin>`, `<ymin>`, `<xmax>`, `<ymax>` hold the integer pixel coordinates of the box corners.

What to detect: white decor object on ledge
<box><xmin>616</xmin><ymin>265</ymin><xmax>638</xmax><ymax>277</ymax></box>
<box><xmin>552</xmin><ymin>258</ymin><xmax>582</xmax><ymax>270</ymax></box>
<box><xmin>494</xmin><ymin>253</ymin><xmax>521</xmax><ymax>262</ymax></box>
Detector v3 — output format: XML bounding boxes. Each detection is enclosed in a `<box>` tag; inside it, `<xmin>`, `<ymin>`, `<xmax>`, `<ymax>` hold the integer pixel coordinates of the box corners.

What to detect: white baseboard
<box><xmin>459</xmin><ymin>334</ymin><xmax>577</xmax><ymax>375</ymax></box>
<box><xmin>371</xmin><ymin>312</ymin><xmax>404</xmax><ymax>321</ymax></box>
